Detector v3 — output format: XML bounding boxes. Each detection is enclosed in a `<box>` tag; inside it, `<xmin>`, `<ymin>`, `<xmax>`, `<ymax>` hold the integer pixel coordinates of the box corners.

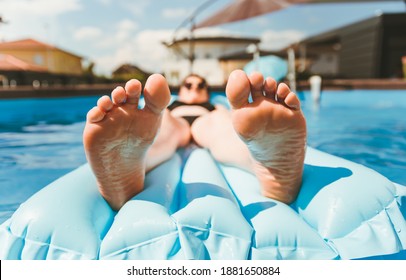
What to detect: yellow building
<box><xmin>0</xmin><ymin>38</ymin><xmax>83</xmax><ymax>75</ymax></box>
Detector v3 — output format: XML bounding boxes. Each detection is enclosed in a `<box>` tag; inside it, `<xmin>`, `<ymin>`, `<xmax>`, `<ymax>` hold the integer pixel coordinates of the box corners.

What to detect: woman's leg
<box><xmin>145</xmin><ymin>109</ymin><xmax>191</xmax><ymax>171</ymax></box>
<box><xmin>83</xmin><ymin>75</ymin><xmax>189</xmax><ymax>210</ymax></box>
<box><xmin>192</xmin><ymin>106</ymin><xmax>253</xmax><ymax>171</ymax></box>
<box><xmin>192</xmin><ymin>70</ymin><xmax>307</xmax><ymax>204</ymax></box>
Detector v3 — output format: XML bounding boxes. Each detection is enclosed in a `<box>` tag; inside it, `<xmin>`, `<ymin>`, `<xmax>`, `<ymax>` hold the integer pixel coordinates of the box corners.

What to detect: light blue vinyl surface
<box><xmin>1</xmin><ymin>94</ymin><xmax>405</xmax><ymax>260</ymax></box>
<box><xmin>1</xmin><ymin>146</ymin><xmax>405</xmax><ymax>260</ymax></box>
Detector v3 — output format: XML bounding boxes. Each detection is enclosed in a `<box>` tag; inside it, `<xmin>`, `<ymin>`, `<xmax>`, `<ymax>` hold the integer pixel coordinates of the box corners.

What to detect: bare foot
<box><xmin>226</xmin><ymin>70</ymin><xmax>307</xmax><ymax>204</ymax></box>
<box><xmin>83</xmin><ymin>74</ymin><xmax>171</xmax><ymax>210</ymax></box>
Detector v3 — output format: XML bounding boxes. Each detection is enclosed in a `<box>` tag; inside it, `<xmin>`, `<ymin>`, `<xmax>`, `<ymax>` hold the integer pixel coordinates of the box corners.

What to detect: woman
<box><xmin>83</xmin><ymin>70</ymin><xmax>307</xmax><ymax>210</ymax></box>
<box><xmin>167</xmin><ymin>74</ymin><xmax>217</xmax><ymax>126</ymax></box>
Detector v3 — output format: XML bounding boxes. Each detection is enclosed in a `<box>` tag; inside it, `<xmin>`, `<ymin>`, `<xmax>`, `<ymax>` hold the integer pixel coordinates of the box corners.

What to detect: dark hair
<box><xmin>181</xmin><ymin>73</ymin><xmax>210</xmax><ymax>93</ymax></box>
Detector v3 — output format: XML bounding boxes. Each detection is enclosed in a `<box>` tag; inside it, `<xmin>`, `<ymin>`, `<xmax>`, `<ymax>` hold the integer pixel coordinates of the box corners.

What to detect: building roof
<box><xmin>112</xmin><ymin>63</ymin><xmax>153</xmax><ymax>76</ymax></box>
<box><xmin>164</xmin><ymin>35</ymin><xmax>260</xmax><ymax>47</ymax></box>
<box><xmin>0</xmin><ymin>54</ymin><xmax>48</xmax><ymax>72</ymax></box>
<box><xmin>285</xmin><ymin>12</ymin><xmax>406</xmax><ymax>51</ymax></box>
<box><xmin>219</xmin><ymin>50</ymin><xmax>284</xmax><ymax>61</ymax></box>
<box><xmin>0</xmin><ymin>38</ymin><xmax>82</xmax><ymax>59</ymax></box>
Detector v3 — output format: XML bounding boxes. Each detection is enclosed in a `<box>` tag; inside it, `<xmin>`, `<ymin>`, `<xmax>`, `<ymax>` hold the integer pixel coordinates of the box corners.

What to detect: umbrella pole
<box><xmin>171</xmin><ymin>0</ymin><xmax>218</xmax><ymax>75</ymax></box>
<box><xmin>254</xmin><ymin>48</ymin><xmax>260</xmax><ymax>71</ymax></box>
<box><xmin>246</xmin><ymin>43</ymin><xmax>260</xmax><ymax>72</ymax></box>
<box><xmin>287</xmin><ymin>47</ymin><xmax>296</xmax><ymax>93</ymax></box>
<box><xmin>189</xmin><ymin>22</ymin><xmax>195</xmax><ymax>74</ymax></box>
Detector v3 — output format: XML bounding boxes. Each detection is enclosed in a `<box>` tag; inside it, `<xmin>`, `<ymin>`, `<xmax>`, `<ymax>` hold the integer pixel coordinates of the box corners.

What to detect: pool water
<box><xmin>300</xmin><ymin>89</ymin><xmax>406</xmax><ymax>188</ymax></box>
<box><xmin>0</xmin><ymin>90</ymin><xmax>405</xmax><ymax>224</ymax></box>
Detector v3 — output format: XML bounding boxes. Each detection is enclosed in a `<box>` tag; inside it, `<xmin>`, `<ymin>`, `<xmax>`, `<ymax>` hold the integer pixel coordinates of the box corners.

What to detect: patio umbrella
<box><xmin>194</xmin><ymin>0</ymin><xmax>399</xmax><ymax>29</ymax></box>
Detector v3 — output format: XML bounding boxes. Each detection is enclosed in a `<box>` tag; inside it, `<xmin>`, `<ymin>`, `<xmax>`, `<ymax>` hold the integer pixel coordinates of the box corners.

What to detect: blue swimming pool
<box><xmin>0</xmin><ymin>89</ymin><xmax>405</xmax><ymax>224</ymax></box>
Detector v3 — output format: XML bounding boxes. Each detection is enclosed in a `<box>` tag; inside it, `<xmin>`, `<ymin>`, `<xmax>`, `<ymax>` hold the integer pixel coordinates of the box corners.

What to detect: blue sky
<box><xmin>0</xmin><ymin>0</ymin><xmax>404</xmax><ymax>75</ymax></box>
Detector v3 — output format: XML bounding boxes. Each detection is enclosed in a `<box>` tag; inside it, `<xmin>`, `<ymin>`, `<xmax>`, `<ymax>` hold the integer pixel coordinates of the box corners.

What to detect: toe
<box><xmin>111</xmin><ymin>86</ymin><xmax>127</xmax><ymax>105</ymax></box>
<box><xmin>248</xmin><ymin>72</ymin><xmax>265</xmax><ymax>101</ymax></box>
<box><xmin>284</xmin><ymin>91</ymin><xmax>301</xmax><ymax>110</ymax></box>
<box><xmin>97</xmin><ymin>95</ymin><xmax>113</xmax><ymax>112</ymax></box>
<box><xmin>125</xmin><ymin>79</ymin><xmax>142</xmax><ymax>106</ymax></box>
<box><xmin>263</xmin><ymin>77</ymin><xmax>277</xmax><ymax>100</ymax></box>
<box><xmin>276</xmin><ymin>83</ymin><xmax>291</xmax><ymax>103</ymax></box>
<box><xmin>226</xmin><ymin>70</ymin><xmax>251</xmax><ymax>109</ymax></box>
<box><xmin>86</xmin><ymin>106</ymin><xmax>106</xmax><ymax>123</ymax></box>
<box><xmin>143</xmin><ymin>74</ymin><xmax>171</xmax><ymax>114</ymax></box>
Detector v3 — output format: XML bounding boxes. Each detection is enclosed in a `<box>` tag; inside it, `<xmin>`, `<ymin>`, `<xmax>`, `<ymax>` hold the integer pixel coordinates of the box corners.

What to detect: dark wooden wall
<box><xmin>380</xmin><ymin>14</ymin><xmax>406</xmax><ymax>78</ymax></box>
<box><xmin>339</xmin><ymin>16</ymin><xmax>381</xmax><ymax>78</ymax></box>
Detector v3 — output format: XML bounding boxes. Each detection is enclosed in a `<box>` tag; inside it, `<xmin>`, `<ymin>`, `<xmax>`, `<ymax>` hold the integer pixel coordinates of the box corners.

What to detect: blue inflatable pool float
<box><xmin>1</xmin><ymin>96</ymin><xmax>405</xmax><ymax>260</ymax></box>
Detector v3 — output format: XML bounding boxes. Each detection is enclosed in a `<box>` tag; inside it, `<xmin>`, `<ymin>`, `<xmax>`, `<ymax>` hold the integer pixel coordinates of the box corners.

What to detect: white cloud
<box><xmin>134</xmin><ymin>30</ymin><xmax>173</xmax><ymax>70</ymax></box>
<box><xmin>0</xmin><ymin>0</ymin><xmax>81</xmax><ymax>18</ymax></box>
<box><xmin>0</xmin><ymin>0</ymin><xmax>82</xmax><ymax>42</ymax></box>
<box><xmin>162</xmin><ymin>8</ymin><xmax>190</xmax><ymax>19</ymax></box>
<box><xmin>72</xmin><ymin>19</ymin><xmax>139</xmax><ymax>55</ymax></box>
<box><xmin>121</xmin><ymin>0</ymin><xmax>150</xmax><ymax>16</ymax></box>
<box><xmin>170</xmin><ymin>26</ymin><xmax>244</xmax><ymax>42</ymax></box>
<box><xmin>90</xmin><ymin>0</ymin><xmax>150</xmax><ymax>16</ymax></box>
<box><xmin>117</xmin><ymin>19</ymin><xmax>138</xmax><ymax>31</ymax></box>
<box><xmin>94</xmin><ymin>29</ymin><xmax>173</xmax><ymax>75</ymax></box>
<box><xmin>115</xmin><ymin>19</ymin><xmax>139</xmax><ymax>41</ymax></box>
<box><xmin>94</xmin><ymin>0</ymin><xmax>112</xmax><ymax>6</ymax></box>
<box><xmin>93</xmin><ymin>26</ymin><xmax>252</xmax><ymax>75</ymax></box>
<box><xmin>74</xmin><ymin>26</ymin><xmax>103</xmax><ymax>41</ymax></box>
<box><xmin>260</xmin><ymin>29</ymin><xmax>306</xmax><ymax>50</ymax></box>
<box><xmin>193</xmin><ymin>27</ymin><xmax>245</xmax><ymax>38</ymax></box>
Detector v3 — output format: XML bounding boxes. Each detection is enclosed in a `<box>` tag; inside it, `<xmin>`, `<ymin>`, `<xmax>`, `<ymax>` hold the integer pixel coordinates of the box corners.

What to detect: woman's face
<box><xmin>178</xmin><ymin>76</ymin><xmax>209</xmax><ymax>104</ymax></box>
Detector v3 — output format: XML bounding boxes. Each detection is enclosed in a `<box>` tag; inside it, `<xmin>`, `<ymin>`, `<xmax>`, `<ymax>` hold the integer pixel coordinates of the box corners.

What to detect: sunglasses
<box><xmin>183</xmin><ymin>81</ymin><xmax>207</xmax><ymax>90</ymax></box>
